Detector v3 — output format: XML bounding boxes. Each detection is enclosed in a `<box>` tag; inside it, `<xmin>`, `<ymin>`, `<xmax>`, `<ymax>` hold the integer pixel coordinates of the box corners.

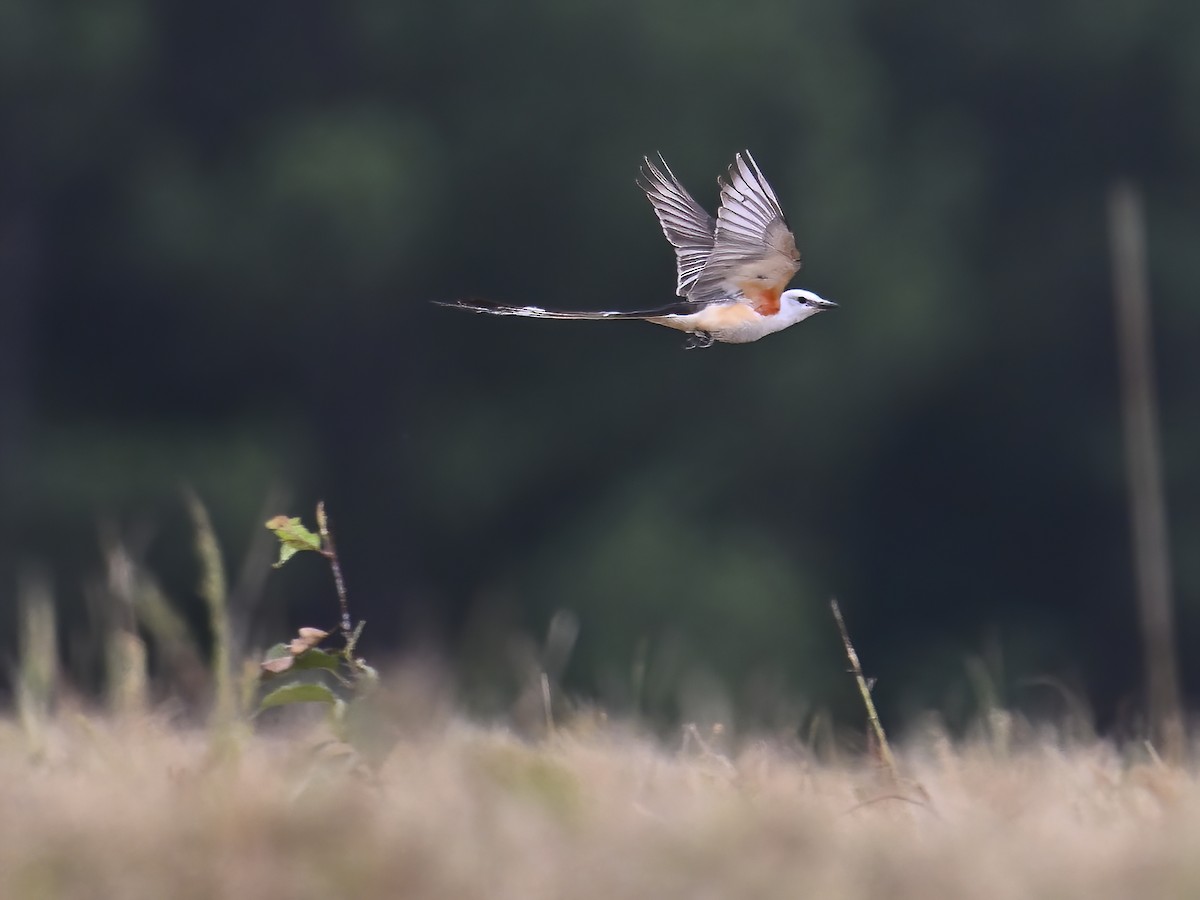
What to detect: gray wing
<box><xmin>685</xmin><ymin>151</ymin><xmax>801</xmax><ymax>308</ymax></box>
<box><xmin>637</xmin><ymin>154</ymin><xmax>717</xmax><ymax>298</ymax></box>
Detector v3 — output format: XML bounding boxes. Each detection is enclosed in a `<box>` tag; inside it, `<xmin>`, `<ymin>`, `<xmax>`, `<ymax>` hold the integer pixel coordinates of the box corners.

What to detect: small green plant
<box><xmin>260</xmin><ymin>502</ymin><xmax>394</xmax><ymax>769</ymax></box>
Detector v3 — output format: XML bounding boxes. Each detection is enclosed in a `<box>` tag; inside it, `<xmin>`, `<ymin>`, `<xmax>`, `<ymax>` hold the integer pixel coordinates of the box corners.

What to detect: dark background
<box><xmin>2</xmin><ymin>0</ymin><xmax>1198</xmax><ymax>731</ymax></box>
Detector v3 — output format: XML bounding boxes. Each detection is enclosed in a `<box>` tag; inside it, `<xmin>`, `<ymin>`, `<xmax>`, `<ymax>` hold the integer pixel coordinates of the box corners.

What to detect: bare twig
<box><xmin>1107</xmin><ymin>183</ymin><xmax>1183</xmax><ymax>763</ymax></box>
<box><xmin>830</xmin><ymin>599</ymin><xmax>899</xmax><ymax>784</ymax></box>
<box><xmin>343</xmin><ymin>619</ymin><xmax>367</xmax><ymax>671</ymax></box>
<box><xmin>316</xmin><ymin>501</ymin><xmax>353</xmax><ymax>637</ymax></box>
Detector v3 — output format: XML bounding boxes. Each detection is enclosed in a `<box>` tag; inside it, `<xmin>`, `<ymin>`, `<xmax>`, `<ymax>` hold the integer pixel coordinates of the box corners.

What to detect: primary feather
<box><xmin>636</xmin><ymin>154</ymin><xmax>717</xmax><ymax>298</ymax></box>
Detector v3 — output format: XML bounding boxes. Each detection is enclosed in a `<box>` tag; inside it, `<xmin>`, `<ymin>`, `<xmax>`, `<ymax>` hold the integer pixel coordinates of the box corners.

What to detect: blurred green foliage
<box><xmin>1</xmin><ymin>0</ymin><xmax>1198</xmax><ymax>728</ymax></box>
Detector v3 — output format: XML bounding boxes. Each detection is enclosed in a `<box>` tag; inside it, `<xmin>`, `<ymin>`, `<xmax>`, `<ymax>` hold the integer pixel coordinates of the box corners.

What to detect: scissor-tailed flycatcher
<box><xmin>438</xmin><ymin>151</ymin><xmax>836</xmax><ymax>348</ymax></box>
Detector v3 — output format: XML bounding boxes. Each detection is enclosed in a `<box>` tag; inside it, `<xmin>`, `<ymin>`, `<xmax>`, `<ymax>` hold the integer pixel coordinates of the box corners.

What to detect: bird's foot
<box><xmin>684</xmin><ymin>331</ymin><xmax>714</xmax><ymax>350</ymax></box>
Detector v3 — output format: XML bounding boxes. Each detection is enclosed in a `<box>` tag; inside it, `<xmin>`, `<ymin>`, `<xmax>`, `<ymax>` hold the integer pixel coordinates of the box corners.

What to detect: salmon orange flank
<box><xmin>738</xmin><ymin>281</ymin><xmax>783</xmax><ymax>316</ymax></box>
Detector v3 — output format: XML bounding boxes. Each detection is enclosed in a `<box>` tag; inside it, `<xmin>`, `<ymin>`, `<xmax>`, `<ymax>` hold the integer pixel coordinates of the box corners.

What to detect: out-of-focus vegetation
<box><xmin>2</xmin><ymin>709</ymin><xmax>1199</xmax><ymax>900</ymax></box>
<box><xmin>1</xmin><ymin>0</ymin><xmax>1198</xmax><ymax>726</ymax></box>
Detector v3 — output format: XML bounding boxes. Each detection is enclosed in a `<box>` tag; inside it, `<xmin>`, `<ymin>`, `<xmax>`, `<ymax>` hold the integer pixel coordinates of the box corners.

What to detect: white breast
<box><xmin>647</xmin><ymin>301</ymin><xmax>800</xmax><ymax>344</ymax></box>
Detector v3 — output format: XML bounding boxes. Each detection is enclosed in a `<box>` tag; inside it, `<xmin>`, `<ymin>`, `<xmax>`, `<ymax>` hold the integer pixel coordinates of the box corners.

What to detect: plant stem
<box><xmin>1107</xmin><ymin>183</ymin><xmax>1183</xmax><ymax>763</ymax></box>
<box><xmin>316</xmin><ymin>501</ymin><xmax>353</xmax><ymax>636</ymax></box>
<box><xmin>830</xmin><ymin>598</ymin><xmax>899</xmax><ymax>784</ymax></box>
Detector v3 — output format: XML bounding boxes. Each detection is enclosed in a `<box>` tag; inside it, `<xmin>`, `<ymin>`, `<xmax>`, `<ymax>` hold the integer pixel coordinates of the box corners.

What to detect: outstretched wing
<box><xmin>686</xmin><ymin>151</ymin><xmax>801</xmax><ymax>315</ymax></box>
<box><xmin>637</xmin><ymin>154</ymin><xmax>717</xmax><ymax>298</ymax></box>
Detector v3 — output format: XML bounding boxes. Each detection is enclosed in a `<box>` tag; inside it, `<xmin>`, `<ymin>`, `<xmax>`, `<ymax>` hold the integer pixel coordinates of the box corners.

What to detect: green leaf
<box><xmin>260</xmin><ymin>642</ymin><xmax>294</xmax><ymax>675</ymax></box>
<box><xmin>260</xmin><ymin>643</ymin><xmax>340</xmax><ymax>677</ymax></box>
<box><xmin>265</xmin><ymin>516</ymin><xmax>322</xmax><ymax>568</ymax></box>
<box><xmin>292</xmin><ymin>648</ymin><xmax>341</xmax><ymax>673</ymax></box>
<box><xmin>258</xmin><ymin>682</ymin><xmax>337</xmax><ymax>712</ymax></box>
<box><xmin>263</xmin><ymin>642</ymin><xmax>291</xmax><ymax>661</ymax></box>
<box><xmin>261</xmin><ymin>655</ymin><xmax>295</xmax><ymax>674</ymax></box>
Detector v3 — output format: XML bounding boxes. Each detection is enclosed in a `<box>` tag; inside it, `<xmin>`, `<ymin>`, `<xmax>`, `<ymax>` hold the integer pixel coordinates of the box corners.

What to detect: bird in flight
<box><xmin>438</xmin><ymin>151</ymin><xmax>836</xmax><ymax>348</ymax></box>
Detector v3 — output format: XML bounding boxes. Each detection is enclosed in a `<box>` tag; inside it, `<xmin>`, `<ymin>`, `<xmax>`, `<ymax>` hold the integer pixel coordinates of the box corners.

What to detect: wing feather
<box><xmin>686</xmin><ymin>151</ymin><xmax>801</xmax><ymax>310</ymax></box>
<box><xmin>637</xmin><ymin>154</ymin><xmax>717</xmax><ymax>298</ymax></box>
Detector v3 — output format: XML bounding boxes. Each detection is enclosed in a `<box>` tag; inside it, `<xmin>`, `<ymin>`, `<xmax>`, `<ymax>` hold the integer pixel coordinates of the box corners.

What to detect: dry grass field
<box><xmin>3</xmin><ymin>704</ymin><xmax>1198</xmax><ymax>900</ymax></box>
<box><xmin>9</xmin><ymin>531</ymin><xmax>1192</xmax><ymax>898</ymax></box>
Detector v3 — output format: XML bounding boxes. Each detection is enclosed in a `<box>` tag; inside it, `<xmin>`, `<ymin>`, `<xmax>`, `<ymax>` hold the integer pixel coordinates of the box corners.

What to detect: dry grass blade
<box><xmin>185</xmin><ymin>490</ymin><xmax>233</xmax><ymax>728</ymax></box>
<box><xmin>830</xmin><ymin>598</ymin><xmax>899</xmax><ymax>784</ymax></box>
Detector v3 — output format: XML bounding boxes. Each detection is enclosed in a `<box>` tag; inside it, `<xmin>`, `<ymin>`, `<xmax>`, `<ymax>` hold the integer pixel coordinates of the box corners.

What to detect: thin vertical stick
<box><xmin>316</xmin><ymin>501</ymin><xmax>353</xmax><ymax>637</ymax></box>
<box><xmin>1108</xmin><ymin>183</ymin><xmax>1183</xmax><ymax>762</ymax></box>
<box><xmin>831</xmin><ymin>599</ymin><xmax>899</xmax><ymax>783</ymax></box>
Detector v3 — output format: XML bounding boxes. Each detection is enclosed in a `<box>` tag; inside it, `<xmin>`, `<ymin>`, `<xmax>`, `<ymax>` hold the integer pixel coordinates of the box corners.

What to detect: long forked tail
<box><xmin>434</xmin><ymin>299</ymin><xmax>683</xmax><ymax>321</ymax></box>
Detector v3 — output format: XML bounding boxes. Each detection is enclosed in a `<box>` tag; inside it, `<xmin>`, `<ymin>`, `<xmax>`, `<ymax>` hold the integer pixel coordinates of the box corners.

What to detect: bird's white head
<box><xmin>780</xmin><ymin>289</ymin><xmax>838</xmax><ymax>324</ymax></box>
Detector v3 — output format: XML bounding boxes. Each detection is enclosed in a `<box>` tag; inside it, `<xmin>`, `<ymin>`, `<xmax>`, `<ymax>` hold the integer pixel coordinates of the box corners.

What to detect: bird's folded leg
<box><xmin>684</xmin><ymin>331</ymin><xmax>714</xmax><ymax>350</ymax></box>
